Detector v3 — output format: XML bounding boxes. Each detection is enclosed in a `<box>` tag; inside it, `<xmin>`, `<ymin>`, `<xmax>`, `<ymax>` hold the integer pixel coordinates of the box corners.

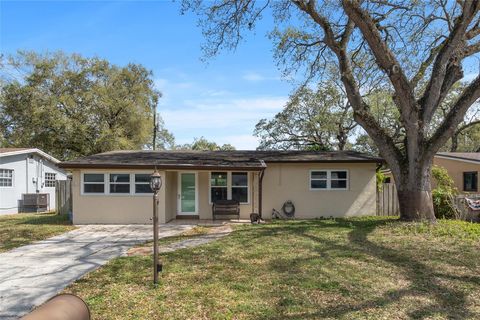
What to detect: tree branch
<box><xmin>428</xmin><ymin>75</ymin><xmax>480</xmax><ymax>155</ymax></box>
<box><xmin>420</xmin><ymin>0</ymin><xmax>479</xmax><ymax>123</ymax></box>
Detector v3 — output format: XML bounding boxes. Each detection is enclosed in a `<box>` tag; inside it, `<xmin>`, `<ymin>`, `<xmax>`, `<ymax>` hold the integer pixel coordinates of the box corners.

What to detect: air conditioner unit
<box><xmin>22</xmin><ymin>193</ymin><xmax>49</xmax><ymax>212</ymax></box>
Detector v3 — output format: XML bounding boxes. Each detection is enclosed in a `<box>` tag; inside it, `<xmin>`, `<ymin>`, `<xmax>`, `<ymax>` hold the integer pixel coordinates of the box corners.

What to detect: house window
<box><xmin>463</xmin><ymin>172</ymin><xmax>478</xmax><ymax>192</ymax></box>
<box><xmin>210</xmin><ymin>172</ymin><xmax>228</xmax><ymax>202</ymax></box>
<box><xmin>109</xmin><ymin>173</ymin><xmax>130</xmax><ymax>194</ymax></box>
<box><xmin>210</xmin><ymin>172</ymin><xmax>249</xmax><ymax>204</ymax></box>
<box><xmin>310</xmin><ymin>170</ymin><xmax>348</xmax><ymax>190</ymax></box>
<box><xmin>45</xmin><ymin>172</ymin><xmax>56</xmax><ymax>187</ymax></box>
<box><xmin>135</xmin><ymin>174</ymin><xmax>152</xmax><ymax>194</ymax></box>
<box><xmin>232</xmin><ymin>172</ymin><xmax>248</xmax><ymax>203</ymax></box>
<box><xmin>83</xmin><ymin>173</ymin><xmax>105</xmax><ymax>193</ymax></box>
<box><xmin>0</xmin><ymin>169</ymin><xmax>13</xmax><ymax>187</ymax></box>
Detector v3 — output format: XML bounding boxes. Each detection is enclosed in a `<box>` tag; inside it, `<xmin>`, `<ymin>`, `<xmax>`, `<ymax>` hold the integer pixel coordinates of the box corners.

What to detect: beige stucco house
<box><xmin>59</xmin><ymin>150</ymin><xmax>383</xmax><ymax>224</ymax></box>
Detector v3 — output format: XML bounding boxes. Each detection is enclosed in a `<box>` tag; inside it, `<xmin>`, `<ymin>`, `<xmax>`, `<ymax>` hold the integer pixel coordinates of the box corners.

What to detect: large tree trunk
<box><xmin>393</xmin><ymin>161</ymin><xmax>436</xmax><ymax>222</ymax></box>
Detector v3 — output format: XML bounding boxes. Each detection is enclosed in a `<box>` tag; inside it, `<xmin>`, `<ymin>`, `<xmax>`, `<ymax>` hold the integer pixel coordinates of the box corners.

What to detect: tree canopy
<box><xmin>254</xmin><ymin>81</ymin><xmax>357</xmax><ymax>151</ymax></box>
<box><xmin>0</xmin><ymin>51</ymin><xmax>169</xmax><ymax>160</ymax></box>
<box><xmin>177</xmin><ymin>136</ymin><xmax>236</xmax><ymax>151</ymax></box>
<box><xmin>183</xmin><ymin>0</ymin><xmax>480</xmax><ymax>221</ymax></box>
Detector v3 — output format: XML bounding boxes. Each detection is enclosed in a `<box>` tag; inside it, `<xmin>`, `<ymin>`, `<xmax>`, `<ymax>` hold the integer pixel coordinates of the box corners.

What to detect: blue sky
<box><xmin>0</xmin><ymin>0</ymin><xmax>292</xmax><ymax>149</ymax></box>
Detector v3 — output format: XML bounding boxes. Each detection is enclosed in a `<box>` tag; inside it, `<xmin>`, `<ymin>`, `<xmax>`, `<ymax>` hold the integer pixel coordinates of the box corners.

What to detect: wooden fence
<box><xmin>56</xmin><ymin>179</ymin><xmax>72</xmax><ymax>215</ymax></box>
<box><xmin>377</xmin><ymin>183</ymin><xmax>399</xmax><ymax>216</ymax></box>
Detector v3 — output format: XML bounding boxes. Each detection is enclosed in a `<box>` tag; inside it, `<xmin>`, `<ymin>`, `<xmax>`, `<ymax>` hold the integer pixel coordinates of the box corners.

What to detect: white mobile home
<box><xmin>0</xmin><ymin>148</ymin><xmax>67</xmax><ymax>215</ymax></box>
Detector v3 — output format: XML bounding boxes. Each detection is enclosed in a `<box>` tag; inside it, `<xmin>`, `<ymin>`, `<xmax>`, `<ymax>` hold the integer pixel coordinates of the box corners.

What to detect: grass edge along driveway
<box><xmin>65</xmin><ymin>217</ymin><xmax>480</xmax><ymax>320</ymax></box>
<box><xmin>0</xmin><ymin>212</ymin><xmax>75</xmax><ymax>252</ymax></box>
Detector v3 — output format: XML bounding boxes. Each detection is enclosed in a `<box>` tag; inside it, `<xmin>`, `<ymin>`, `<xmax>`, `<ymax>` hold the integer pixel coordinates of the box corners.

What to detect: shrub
<box><xmin>431</xmin><ymin>165</ymin><xmax>459</xmax><ymax>219</ymax></box>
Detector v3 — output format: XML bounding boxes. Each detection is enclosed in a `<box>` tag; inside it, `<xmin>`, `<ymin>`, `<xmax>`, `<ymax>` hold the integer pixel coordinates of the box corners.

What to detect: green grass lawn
<box><xmin>65</xmin><ymin>217</ymin><xmax>480</xmax><ymax>319</ymax></box>
<box><xmin>0</xmin><ymin>212</ymin><xmax>75</xmax><ymax>252</ymax></box>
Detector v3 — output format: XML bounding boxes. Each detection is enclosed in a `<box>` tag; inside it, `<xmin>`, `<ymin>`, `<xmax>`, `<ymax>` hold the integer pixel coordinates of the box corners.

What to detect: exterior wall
<box><xmin>382</xmin><ymin>156</ymin><xmax>480</xmax><ymax>194</ymax></box>
<box><xmin>0</xmin><ymin>153</ymin><xmax>67</xmax><ymax>215</ymax></box>
<box><xmin>434</xmin><ymin>157</ymin><xmax>479</xmax><ymax>193</ymax></box>
<box><xmin>261</xmin><ymin>163</ymin><xmax>377</xmax><ymax>218</ymax></box>
<box><xmin>71</xmin><ymin>169</ymin><xmax>165</xmax><ymax>224</ymax></box>
<box><xmin>69</xmin><ymin>165</ymin><xmax>377</xmax><ymax>224</ymax></box>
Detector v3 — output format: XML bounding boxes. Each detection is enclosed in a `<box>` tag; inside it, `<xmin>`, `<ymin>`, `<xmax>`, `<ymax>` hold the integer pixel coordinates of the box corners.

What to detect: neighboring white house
<box><xmin>0</xmin><ymin>148</ymin><xmax>67</xmax><ymax>215</ymax></box>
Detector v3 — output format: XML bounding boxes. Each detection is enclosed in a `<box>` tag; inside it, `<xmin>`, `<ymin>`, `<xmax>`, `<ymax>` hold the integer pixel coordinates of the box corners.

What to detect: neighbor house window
<box><xmin>0</xmin><ymin>169</ymin><xmax>13</xmax><ymax>187</ymax></box>
<box><xmin>44</xmin><ymin>172</ymin><xmax>56</xmax><ymax>187</ymax></box>
<box><xmin>310</xmin><ymin>170</ymin><xmax>348</xmax><ymax>190</ymax></box>
<box><xmin>109</xmin><ymin>173</ymin><xmax>130</xmax><ymax>194</ymax></box>
<box><xmin>83</xmin><ymin>173</ymin><xmax>105</xmax><ymax>193</ymax></box>
<box><xmin>231</xmin><ymin>172</ymin><xmax>248</xmax><ymax>203</ymax></box>
<box><xmin>210</xmin><ymin>172</ymin><xmax>228</xmax><ymax>202</ymax></box>
<box><xmin>135</xmin><ymin>174</ymin><xmax>152</xmax><ymax>194</ymax></box>
<box><xmin>463</xmin><ymin>171</ymin><xmax>478</xmax><ymax>192</ymax></box>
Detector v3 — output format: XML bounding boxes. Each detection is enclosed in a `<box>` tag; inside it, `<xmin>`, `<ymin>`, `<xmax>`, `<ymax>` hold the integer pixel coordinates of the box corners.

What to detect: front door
<box><xmin>178</xmin><ymin>172</ymin><xmax>198</xmax><ymax>215</ymax></box>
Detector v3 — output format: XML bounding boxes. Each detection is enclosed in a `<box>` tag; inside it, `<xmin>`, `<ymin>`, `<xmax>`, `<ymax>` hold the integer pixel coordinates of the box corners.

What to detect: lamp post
<box><xmin>150</xmin><ymin>170</ymin><xmax>163</xmax><ymax>284</ymax></box>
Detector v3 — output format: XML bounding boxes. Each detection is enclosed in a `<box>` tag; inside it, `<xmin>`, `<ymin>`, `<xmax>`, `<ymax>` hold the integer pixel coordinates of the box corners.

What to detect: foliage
<box><xmin>376</xmin><ymin>170</ymin><xmax>386</xmax><ymax>191</ymax></box>
<box><xmin>177</xmin><ymin>136</ymin><xmax>236</xmax><ymax>151</ymax></box>
<box><xmin>183</xmin><ymin>0</ymin><xmax>480</xmax><ymax>220</ymax></box>
<box><xmin>254</xmin><ymin>82</ymin><xmax>357</xmax><ymax>151</ymax></box>
<box><xmin>0</xmin><ymin>51</ymin><xmax>170</xmax><ymax>160</ymax></box>
<box><xmin>431</xmin><ymin>165</ymin><xmax>459</xmax><ymax>219</ymax></box>
<box><xmin>65</xmin><ymin>218</ymin><xmax>480</xmax><ymax>319</ymax></box>
<box><xmin>0</xmin><ymin>213</ymin><xmax>74</xmax><ymax>252</ymax></box>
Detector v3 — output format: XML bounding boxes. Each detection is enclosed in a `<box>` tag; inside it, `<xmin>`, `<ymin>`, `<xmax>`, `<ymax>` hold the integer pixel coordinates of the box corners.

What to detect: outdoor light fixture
<box><xmin>150</xmin><ymin>170</ymin><xmax>163</xmax><ymax>192</ymax></box>
<box><xmin>150</xmin><ymin>169</ymin><xmax>163</xmax><ymax>284</ymax></box>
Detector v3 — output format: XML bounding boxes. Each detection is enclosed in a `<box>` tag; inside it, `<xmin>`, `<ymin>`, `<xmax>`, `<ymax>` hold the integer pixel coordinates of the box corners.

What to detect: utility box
<box><xmin>22</xmin><ymin>193</ymin><xmax>49</xmax><ymax>212</ymax></box>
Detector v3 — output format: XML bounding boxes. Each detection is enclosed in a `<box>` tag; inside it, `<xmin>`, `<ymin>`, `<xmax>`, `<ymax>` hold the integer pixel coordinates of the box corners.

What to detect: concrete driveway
<box><xmin>0</xmin><ymin>224</ymin><xmax>193</xmax><ymax>319</ymax></box>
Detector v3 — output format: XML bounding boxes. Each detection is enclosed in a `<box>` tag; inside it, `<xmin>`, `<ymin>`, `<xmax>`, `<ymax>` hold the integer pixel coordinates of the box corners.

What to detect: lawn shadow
<box><xmin>274</xmin><ymin>218</ymin><xmax>474</xmax><ymax>320</ymax></box>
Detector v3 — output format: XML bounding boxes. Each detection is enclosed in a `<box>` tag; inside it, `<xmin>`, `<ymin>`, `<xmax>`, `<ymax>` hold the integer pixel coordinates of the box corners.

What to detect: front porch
<box><xmin>160</xmin><ymin>169</ymin><xmax>264</xmax><ymax>223</ymax></box>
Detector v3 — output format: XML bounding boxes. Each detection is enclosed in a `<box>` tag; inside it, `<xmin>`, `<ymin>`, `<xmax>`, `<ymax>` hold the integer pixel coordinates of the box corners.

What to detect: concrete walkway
<box><xmin>0</xmin><ymin>224</ymin><xmax>193</xmax><ymax>319</ymax></box>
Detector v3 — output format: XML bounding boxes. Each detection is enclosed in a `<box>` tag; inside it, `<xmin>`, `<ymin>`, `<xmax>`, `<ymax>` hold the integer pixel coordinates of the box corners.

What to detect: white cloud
<box><xmin>242</xmin><ymin>71</ymin><xmax>265</xmax><ymax>82</ymax></box>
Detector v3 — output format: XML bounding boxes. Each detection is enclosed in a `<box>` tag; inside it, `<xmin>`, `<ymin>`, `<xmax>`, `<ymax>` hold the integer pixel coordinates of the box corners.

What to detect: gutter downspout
<box><xmin>258</xmin><ymin>161</ymin><xmax>266</xmax><ymax>219</ymax></box>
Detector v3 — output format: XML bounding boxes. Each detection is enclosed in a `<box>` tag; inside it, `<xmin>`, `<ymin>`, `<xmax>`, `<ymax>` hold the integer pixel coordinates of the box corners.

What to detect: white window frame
<box><xmin>309</xmin><ymin>169</ymin><xmax>349</xmax><ymax>191</ymax></box>
<box><xmin>209</xmin><ymin>171</ymin><xmax>250</xmax><ymax>204</ymax></box>
<box><xmin>44</xmin><ymin>172</ymin><xmax>56</xmax><ymax>188</ymax></box>
<box><xmin>0</xmin><ymin>169</ymin><xmax>14</xmax><ymax>188</ymax></box>
<box><xmin>81</xmin><ymin>172</ymin><xmax>155</xmax><ymax>196</ymax></box>
<box><xmin>108</xmin><ymin>173</ymin><xmax>131</xmax><ymax>194</ymax></box>
<box><xmin>82</xmin><ymin>173</ymin><xmax>107</xmax><ymax>195</ymax></box>
<box><xmin>134</xmin><ymin>173</ymin><xmax>153</xmax><ymax>195</ymax></box>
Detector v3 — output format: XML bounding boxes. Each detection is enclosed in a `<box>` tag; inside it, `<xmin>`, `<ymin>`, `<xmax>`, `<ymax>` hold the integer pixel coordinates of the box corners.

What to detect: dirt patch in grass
<box><xmin>65</xmin><ymin>217</ymin><xmax>480</xmax><ymax>319</ymax></box>
<box><xmin>0</xmin><ymin>212</ymin><xmax>75</xmax><ymax>252</ymax></box>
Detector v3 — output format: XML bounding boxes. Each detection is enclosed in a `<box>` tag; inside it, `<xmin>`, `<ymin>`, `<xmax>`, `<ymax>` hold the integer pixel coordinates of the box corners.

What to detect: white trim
<box><xmin>0</xmin><ymin>168</ymin><xmax>14</xmax><ymax>188</ymax></box>
<box><xmin>309</xmin><ymin>169</ymin><xmax>349</xmax><ymax>191</ymax></box>
<box><xmin>208</xmin><ymin>171</ymin><xmax>250</xmax><ymax>205</ymax></box>
<box><xmin>177</xmin><ymin>171</ymin><xmax>199</xmax><ymax>215</ymax></box>
<box><xmin>81</xmin><ymin>172</ymin><xmax>107</xmax><ymax>195</ymax></box>
<box><xmin>0</xmin><ymin>148</ymin><xmax>60</xmax><ymax>163</ymax></box>
<box><xmin>435</xmin><ymin>154</ymin><xmax>480</xmax><ymax>165</ymax></box>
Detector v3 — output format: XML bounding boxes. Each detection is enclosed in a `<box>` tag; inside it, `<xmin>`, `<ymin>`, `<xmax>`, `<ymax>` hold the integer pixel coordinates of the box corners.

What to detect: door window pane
<box><xmin>181</xmin><ymin>173</ymin><xmax>196</xmax><ymax>212</ymax></box>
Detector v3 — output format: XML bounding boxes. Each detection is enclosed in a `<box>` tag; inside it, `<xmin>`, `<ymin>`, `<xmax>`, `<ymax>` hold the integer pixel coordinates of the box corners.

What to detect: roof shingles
<box><xmin>59</xmin><ymin>150</ymin><xmax>383</xmax><ymax>170</ymax></box>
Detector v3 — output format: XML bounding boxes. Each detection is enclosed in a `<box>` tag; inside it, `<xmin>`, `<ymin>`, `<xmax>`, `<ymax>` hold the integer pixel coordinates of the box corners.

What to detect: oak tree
<box><xmin>183</xmin><ymin>0</ymin><xmax>480</xmax><ymax>221</ymax></box>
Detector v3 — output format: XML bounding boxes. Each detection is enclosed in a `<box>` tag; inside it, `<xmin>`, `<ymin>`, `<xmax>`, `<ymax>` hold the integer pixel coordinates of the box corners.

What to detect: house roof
<box><xmin>58</xmin><ymin>150</ymin><xmax>383</xmax><ymax>170</ymax></box>
<box><xmin>436</xmin><ymin>152</ymin><xmax>480</xmax><ymax>164</ymax></box>
<box><xmin>0</xmin><ymin>148</ymin><xmax>61</xmax><ymax>164</ymax></box>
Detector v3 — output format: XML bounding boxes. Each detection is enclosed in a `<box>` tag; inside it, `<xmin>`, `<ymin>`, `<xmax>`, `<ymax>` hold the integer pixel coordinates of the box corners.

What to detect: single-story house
<box><xmin>0</xmin><ymin>148</ymin><xmax>67</xmax><ymax>214</ymax></box>
<box><xmin>382</xmin><ymin>152</ymin><xmax>479</xmax><ymax>193</ymax></box>
<box><xmin>58</xmin><ymin>150</ymin><xmax>383</xmax><ymax>224</ymax></box>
